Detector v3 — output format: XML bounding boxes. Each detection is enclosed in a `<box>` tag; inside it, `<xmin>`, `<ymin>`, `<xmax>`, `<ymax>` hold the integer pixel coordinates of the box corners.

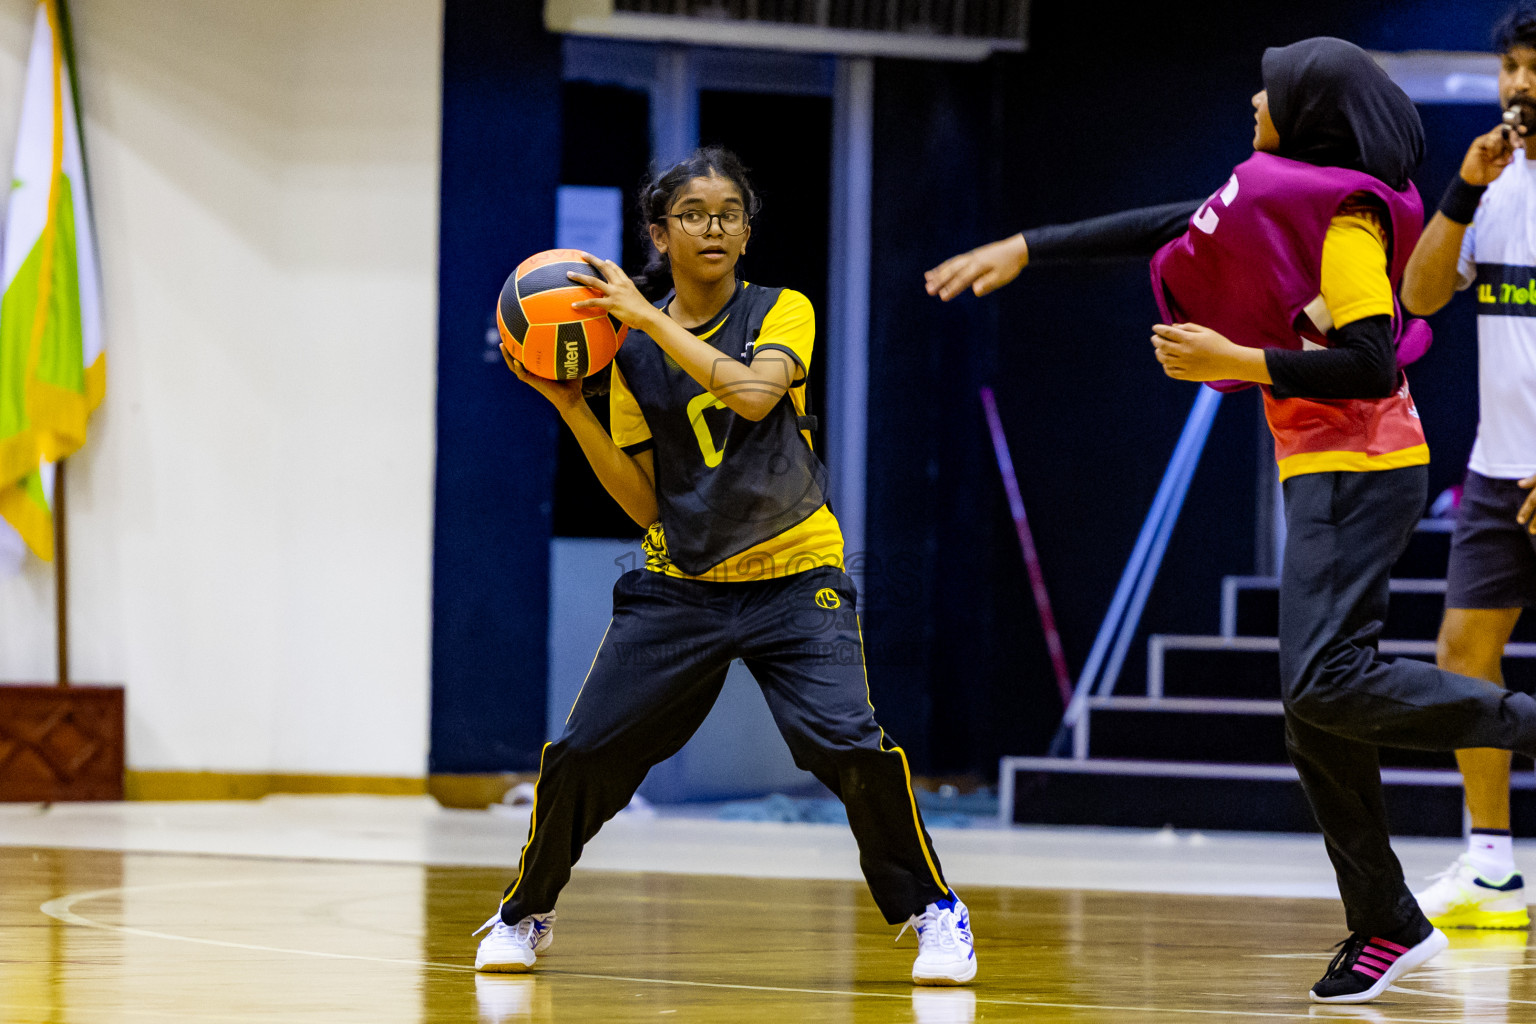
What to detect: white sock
<box><xmin>1467</xmin><ymin>830</ymin><xmax>1517</xmax><ymax>879</ymax></box>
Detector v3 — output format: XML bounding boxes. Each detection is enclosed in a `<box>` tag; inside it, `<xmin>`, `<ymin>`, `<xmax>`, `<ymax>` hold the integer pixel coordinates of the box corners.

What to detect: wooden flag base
<box><xmin>0</xmin><ymin>683</ymin><xmax>124</xmax><ymax>801</ymax></box>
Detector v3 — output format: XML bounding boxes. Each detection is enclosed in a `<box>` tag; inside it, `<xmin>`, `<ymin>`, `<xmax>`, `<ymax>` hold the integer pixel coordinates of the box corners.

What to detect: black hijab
<box><xmin>1262</xmin><ymin>37</ymin><xmax>1424</xmax><ymax>191</ymax></box>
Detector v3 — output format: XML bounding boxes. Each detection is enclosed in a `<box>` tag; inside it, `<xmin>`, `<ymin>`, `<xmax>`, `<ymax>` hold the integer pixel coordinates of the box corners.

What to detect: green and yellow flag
<box><xmin>0</xmin><ymin>0</ymin><xmax>101</xmax><ymax>573</ymax></box>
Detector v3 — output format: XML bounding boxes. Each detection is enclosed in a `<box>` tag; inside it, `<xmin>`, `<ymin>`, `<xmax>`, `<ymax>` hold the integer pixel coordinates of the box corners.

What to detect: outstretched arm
<box><xmin>925</xmin><ymin>199</ymin><xmax>1203</xmax><ymax>301</ymax></box>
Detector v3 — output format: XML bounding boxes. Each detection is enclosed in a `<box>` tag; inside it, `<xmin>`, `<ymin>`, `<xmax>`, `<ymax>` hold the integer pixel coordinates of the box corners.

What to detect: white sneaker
<box><xmin>474</xmin><ymin>909</ymin><xmax>556</xmax><ymax>972</ymax></box>
<box><xmin>1413</xmin><ymin>855</ymin><xmax>1530</xmax><ymax>930</ymax></box>
<box><xmin>899</xmin><ymin>898</ymin><xmax>976</xmax><ymax>985</ymax></box>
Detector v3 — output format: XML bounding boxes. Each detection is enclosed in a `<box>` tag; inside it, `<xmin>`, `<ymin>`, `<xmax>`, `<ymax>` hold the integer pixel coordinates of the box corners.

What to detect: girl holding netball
<box><xmin>476</xmin><ymin>147</ymin><xmax>976</xmax><ymax>986</ymax></box>
<box><xmin>930</xmin><ymin>37</ymin><xmax>1536</xmax><ymax>1004</ymax></box>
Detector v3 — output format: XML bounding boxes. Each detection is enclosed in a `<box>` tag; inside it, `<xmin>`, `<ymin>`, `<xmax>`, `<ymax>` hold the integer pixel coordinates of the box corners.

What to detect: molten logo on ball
<box><xmin>497</xmin><ymin>248</ymin><xmax>627</xmax><ymax>381</ymax></box>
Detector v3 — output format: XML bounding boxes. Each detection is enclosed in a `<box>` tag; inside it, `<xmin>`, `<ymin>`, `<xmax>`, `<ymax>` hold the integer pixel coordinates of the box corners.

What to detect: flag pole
<box><xmin>55</xmin><ymin>459</ymin><xmax>68</xmax><ymax>687</ymax></box>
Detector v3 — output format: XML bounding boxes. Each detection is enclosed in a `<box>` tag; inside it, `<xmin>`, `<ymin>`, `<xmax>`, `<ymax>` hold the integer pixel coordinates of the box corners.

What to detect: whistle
<box><xmin>1503</xmin><ymin>100</ymin><xmax>1536</xmax><ymax>140</ymax></box>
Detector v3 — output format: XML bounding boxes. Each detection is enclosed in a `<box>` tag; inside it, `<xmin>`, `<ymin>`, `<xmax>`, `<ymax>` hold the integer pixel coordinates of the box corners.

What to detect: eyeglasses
<box><xmin>667</xmin><ymin>209</ymin><xmax>748</xmax><ymax>236</ymax></box>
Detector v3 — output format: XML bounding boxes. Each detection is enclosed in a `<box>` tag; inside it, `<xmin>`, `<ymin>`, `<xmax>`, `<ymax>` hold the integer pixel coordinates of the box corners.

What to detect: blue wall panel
<box><xmin>432</xmin><ymin>0</ymin><xmax>562</xmax><ymax>773</ymax></box>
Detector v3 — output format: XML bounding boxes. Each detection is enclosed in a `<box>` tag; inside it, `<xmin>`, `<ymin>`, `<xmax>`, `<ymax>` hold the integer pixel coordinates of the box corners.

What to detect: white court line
<box><xmin>1388</xmin><ymin>983</ymin><xmax>1534</xmax><ymax>1006</ymax></box>
<box><xmin>544</xmin><ymin>969</ymin><xmax>1462</xmax><ymax>1021</ymax></box>
<box><xmin>1415</xmin><ymin>963</ymin><xmax>1536</xmax><ymax>975</ymax></box>
<box><xmin>37</xmin><ymin>882</ymin><xmax>1467</xmax><ymax>1023</ymax></box>
<box><xmin>1259</xmin><ymin>950</ymin><xmax>1533</xmax><ymax>965</ymax></box>
<box><xmin>1257</xmin><ymin>951</ymin><xmax>1536</xmax><ymax>977</ymax></box>
<box><xmin>40</xmin><ymin>885</ymin><xmax>473</xmax><ymax>973</ymax></box>
<box><xmin>1255</xmin><ymin>953</ymin><xmax>1335</xmax><ymax>960</ymax></box>
<box><xmin>0</xmin><ymin>999</ymin><xmax>379</xmax><ymax>1024</ymax></box>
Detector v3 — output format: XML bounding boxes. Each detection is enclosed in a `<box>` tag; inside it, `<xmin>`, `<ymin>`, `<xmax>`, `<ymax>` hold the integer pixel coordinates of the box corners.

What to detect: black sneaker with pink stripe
<box><xmin>1309</xmin><ymin>922</ymin><xmax>1449</xmax><ymax>1004</ymax></box>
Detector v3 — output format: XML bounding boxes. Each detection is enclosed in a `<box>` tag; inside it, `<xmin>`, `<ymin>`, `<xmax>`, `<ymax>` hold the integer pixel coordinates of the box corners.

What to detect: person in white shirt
<box><xmin>1402</xmin><ymin>1</ymin><xmax>1536</xmax><ymax>931</ymax></box>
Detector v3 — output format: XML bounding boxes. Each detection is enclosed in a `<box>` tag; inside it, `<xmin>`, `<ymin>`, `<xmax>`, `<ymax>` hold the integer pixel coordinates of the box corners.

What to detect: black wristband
<box><xmin>1439</xmin><ymin>176</ymin><xmax>1487</xmax><ymax>225</ymax></box>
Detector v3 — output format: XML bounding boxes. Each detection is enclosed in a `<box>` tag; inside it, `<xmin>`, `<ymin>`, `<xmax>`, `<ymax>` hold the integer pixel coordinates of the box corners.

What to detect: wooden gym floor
<box><xmin>3</xmin><ymin>845</ymin><xmax>1533</xmax><ymax>1023</ymax></box>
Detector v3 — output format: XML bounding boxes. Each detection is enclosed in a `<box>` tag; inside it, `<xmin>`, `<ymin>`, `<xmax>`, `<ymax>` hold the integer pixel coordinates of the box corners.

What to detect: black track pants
<box><xmin>1279</xmin><ymin>466</ymin><xmax>1536</xmax><ymax>936</ymax></box>
<box><xmin>499</xmin><ymin>566</ymin><xmax>952</xmax><ymax>926</ymax></box>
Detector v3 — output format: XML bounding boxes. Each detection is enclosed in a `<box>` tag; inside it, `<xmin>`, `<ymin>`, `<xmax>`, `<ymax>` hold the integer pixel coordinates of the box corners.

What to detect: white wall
<box><xmin>0</xmin><ymin>0</ymin><xmax>442</xmax><ymax>777</ymax></box>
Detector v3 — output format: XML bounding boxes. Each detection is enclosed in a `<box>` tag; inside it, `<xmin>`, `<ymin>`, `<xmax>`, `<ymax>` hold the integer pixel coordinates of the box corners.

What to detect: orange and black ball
<box><xmin>496</xmin><ymin>249</ymin><xmax>628</xmax><ymax>380</ymax></box>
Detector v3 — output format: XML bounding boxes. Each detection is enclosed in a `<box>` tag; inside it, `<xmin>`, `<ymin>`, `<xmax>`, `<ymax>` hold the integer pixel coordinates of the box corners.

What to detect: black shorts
<box><xmin>1446</xmin><ymin>469</ymin><xmax>1536</xmax><ymax>609</ymax></box>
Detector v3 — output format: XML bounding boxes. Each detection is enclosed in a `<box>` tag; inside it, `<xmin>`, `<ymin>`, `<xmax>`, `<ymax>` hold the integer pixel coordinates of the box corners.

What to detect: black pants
<box><xmin>1279</xmin><ymin>466</ymin><xmax>1536</xmax><ymax>937</ymax></box>
<box><xmin>500</xmin><ymin>566</ymin><xmax>952</xmax><ymax>926</ymax></box>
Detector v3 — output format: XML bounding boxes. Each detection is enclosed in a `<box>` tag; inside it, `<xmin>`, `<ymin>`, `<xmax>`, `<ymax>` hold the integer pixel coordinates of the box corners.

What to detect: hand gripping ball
<box><xmin>496</xmin><ymin>249</ymin><xmax>628</xmax><ymax>380</ymax></box>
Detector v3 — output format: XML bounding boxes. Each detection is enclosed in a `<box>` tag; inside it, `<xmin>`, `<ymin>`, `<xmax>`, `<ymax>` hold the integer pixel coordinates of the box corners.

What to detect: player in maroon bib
<box><xmin>1149</xmin><ymin>150</ymin><xmax>1432</xmax><ymax>474</ymax></box>
<box><xmin>930</xmin><ymin>37</ymin><xmax>1536</xmax><ymax>1004</ymax></box>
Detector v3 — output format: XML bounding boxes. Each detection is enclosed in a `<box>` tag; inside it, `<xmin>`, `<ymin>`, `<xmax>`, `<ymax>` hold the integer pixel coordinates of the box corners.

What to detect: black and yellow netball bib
<box><xmin>611</xmin><ymin>282</ymin><xmax>831</xmax><ymax>578</ymax></box>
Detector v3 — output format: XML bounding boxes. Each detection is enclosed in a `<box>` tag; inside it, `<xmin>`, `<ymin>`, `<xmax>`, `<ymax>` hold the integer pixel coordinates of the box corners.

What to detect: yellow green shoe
<box><xmin>1414</xmin><ymin>855</ymin><xmax>1531</xmax><ymax>930</ymax></box>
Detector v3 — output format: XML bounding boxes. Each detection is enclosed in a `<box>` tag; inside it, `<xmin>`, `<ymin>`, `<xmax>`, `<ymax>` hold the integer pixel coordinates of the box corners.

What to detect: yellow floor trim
<box><xmin>428</xmin><ymin>772</ymin><xmax>537</xmax><ymax>810</ymax></box>
<box><xmin>124</xmin><ymin>771</ymin><xmax>427</xmax><ymax>801</ymax></box>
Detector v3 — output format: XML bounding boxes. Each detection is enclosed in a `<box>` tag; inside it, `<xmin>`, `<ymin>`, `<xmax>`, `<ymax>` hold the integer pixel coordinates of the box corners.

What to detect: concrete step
<box><xmin>1144</xmin><ymin>634</ymin><xmax>1536</xmax><ymax>700</ymax></box>
<box><xmin>1000</xmin><ymin>755</ymin><xmax>1536</xmax><ymax>836</ymax></box>
<box><xmin>1080</xmin><ymin>694</ymin><xmax>1480</xmax><ymax>769</ymax></box>
<box><xmin>1396</xmin><ymin>518</ymin><xmax>1455</xmax><ymax>578</ymax></box>
<box><xmin>1220</xmin><ymin>575</ymin><xmax>1536</xmax><ymax>642</ymax></box>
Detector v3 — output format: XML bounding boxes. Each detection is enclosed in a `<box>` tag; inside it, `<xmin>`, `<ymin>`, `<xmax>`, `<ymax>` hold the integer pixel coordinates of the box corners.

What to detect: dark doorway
<box><xmin>699</xmin><ymin>89</ymin><xmax>833</xmax><ymax>459</ymax></box>
<box><xmin>552</xmin><ymin>81</ymin><xmax>651</xmax><ymax>540</ymax></box>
